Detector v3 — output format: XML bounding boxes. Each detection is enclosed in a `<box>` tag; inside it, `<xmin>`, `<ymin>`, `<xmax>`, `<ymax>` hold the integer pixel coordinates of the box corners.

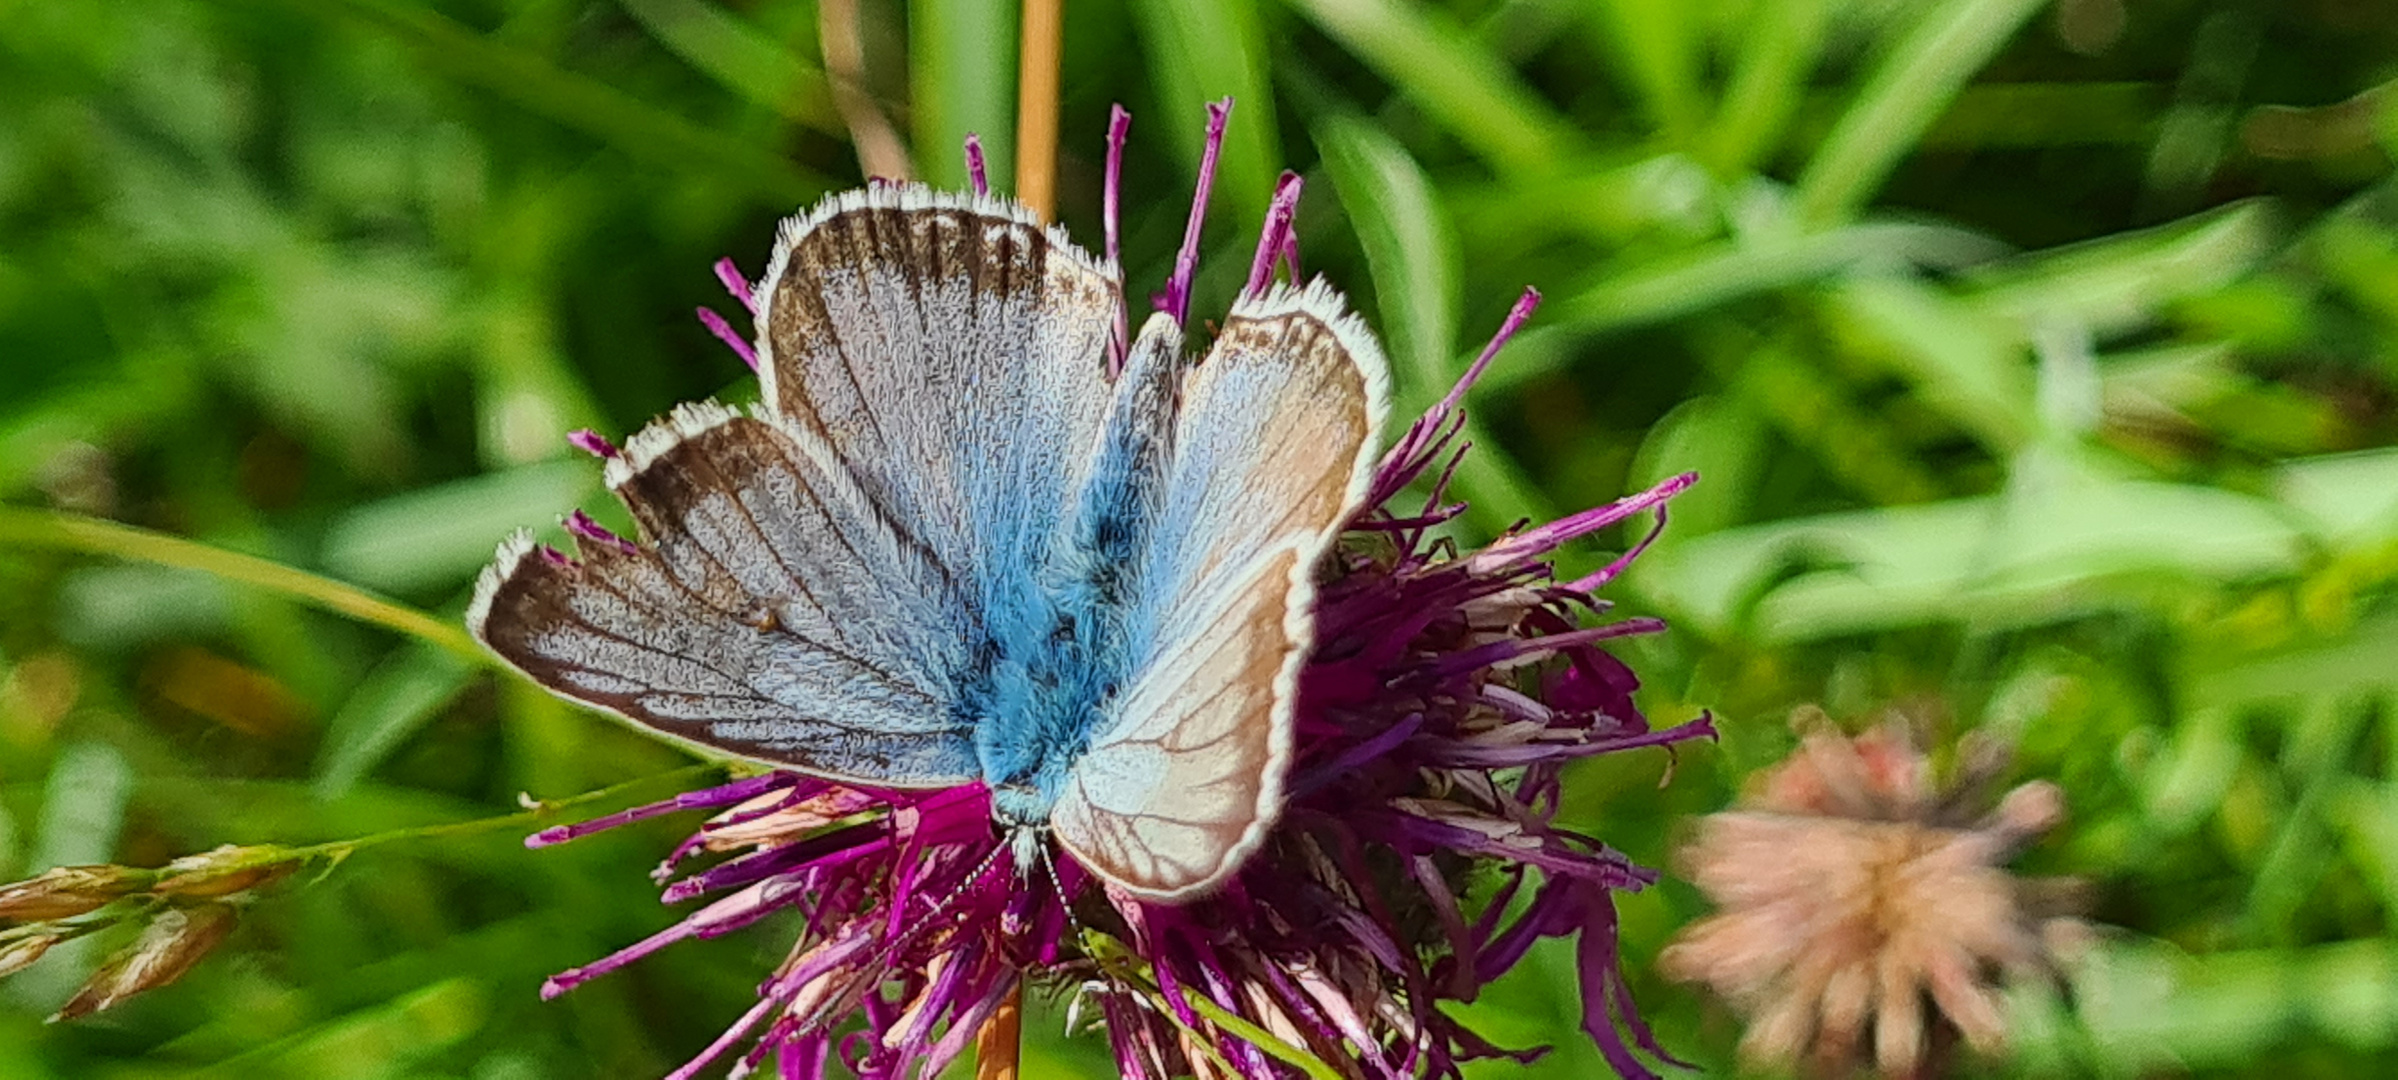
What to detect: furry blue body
<box><xmin>970</xmin><ymin>322</ymin><xmax>1180</xmax><ymax>827</ymax></box>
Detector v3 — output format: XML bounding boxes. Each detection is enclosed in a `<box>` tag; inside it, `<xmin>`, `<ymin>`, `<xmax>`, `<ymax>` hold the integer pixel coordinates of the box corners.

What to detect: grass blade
<box><xmin>1586</xmin><ymin>0</ymin><xmax>1707</xmax><ymax>150</ymax></box>
<box><xmin>1705</xmin><ymin>0</ymin><xmax>1830</xmax><ymax>172</ymax></box>
<box><xmin>1131</xmin><ymin>0</ymin><xmax>1281</xmax><ymax>218</ymax></box>
<box><xmin>1793</xmin><ymin>0</ymin><xmax>2048</xmax><ymax>223</ymax></box>
<box><xmin>290</xmin><ymin>0</ymin><xmax>827</xmax><ymax>202</ymax></box>
<box><xmin>1965</xmin><ymin>201</ymin><xmax>2279</xmax><ymax>336</ymax></box>
<box><xmin>1485</xmin><ymin>220</ymin><xmax>2008</xmax><ymax>390</ymax></box>
<box><xmin>314</xmin><ymin>645</ymin><xmax>478</xmax><ymax>800</ymax></box>
<box><xmin>618</xmin><ymin>0</ymin><xmax>840</xmax><ymax>132</ymax></box>
<box><xmin>1282</xmin><ymin>0</ymin><xmax>1575</xmax><ymax>176</ymax></box>
<box><xmin>911</xmin><ymin>0</ymin><xmax>1017</xmax><ymax>190</ymax></box>
<box><xmin>0</xmin><ymin>507</ymin><xmax>483</xmax><ymax>662</ymax></box>
<box><xmin>1314</xmin><ymin>114</ymin><xmax>1458</xmax><ymax>411</ymax></box>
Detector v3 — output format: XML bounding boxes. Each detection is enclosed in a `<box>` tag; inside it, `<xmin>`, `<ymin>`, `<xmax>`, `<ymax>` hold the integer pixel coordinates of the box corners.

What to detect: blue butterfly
<box><xmin>468</xmin><ymin>184</ymin><xmax>1389</xmax><ymax>899</ymax></box>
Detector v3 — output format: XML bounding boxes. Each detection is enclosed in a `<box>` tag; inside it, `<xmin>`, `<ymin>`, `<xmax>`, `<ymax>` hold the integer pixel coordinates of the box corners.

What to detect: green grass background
<box><xmin>4</xmin><ymin>0</ymin><xmax>2398</xmax><ymax>1075</ymax></box>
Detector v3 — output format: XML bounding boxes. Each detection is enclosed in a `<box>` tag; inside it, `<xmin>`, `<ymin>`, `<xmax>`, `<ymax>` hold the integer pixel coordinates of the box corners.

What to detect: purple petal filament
<box><xmin>1158</xmin><ymin>99</ymin><xmax>1231</xmax><ymax>325</ymax></box>
<box><xmin>567</xmin><ymin>429</ymin><xmax>621</xmax><ymax>460</ymax></box>
<box><xmin>714</xmin><ymin>257</ymin><xmax>757</xmax><ymax>316</ymax></box>
<box><xmin>1245</xmin><ymin>171</ymin><xmax>1304</xmax><ymax>298</ymax></box>
<box><xmin>964</xmin><ymin>134</ymin><xmax>990</xmax><ymax>198</ymax></box>
<box><xmin>1104</xmin><ymin>105</ymin><xmax>1131</xmax><ymax>271</ymax></box>
<box><xmin>1104</xmin><ymin>104</ymin><xmax>1133</xmax><ymax>373</ymax></box>
<box><xmin>695</xmin><ymin>306</ymin><xmax>757</xmax><ymax>370</ymax></box>
<box><xmin>564</xmin><ymin>509</ymin><xmax>638</xmax><ymax>556</ymax></box>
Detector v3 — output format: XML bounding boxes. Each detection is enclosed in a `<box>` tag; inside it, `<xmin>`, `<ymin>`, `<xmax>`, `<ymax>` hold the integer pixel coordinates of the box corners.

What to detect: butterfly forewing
<box><xmin>756</xmin><ymin>188</ymin><xmax>1124</xmax><ymax>607</ymax></box>
<box><xmin>469</xmin><ymin>404</ymin><xmax>979</xmax><ymax>785</ymax></box>
<box><xmin>1052</xmin><ymin>281</ymin><xmax>1392</xmax><ymax>899</ymax></box>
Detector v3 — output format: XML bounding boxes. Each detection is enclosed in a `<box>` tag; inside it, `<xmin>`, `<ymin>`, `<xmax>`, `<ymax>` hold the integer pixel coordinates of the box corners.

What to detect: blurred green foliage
<box><xmin>4</xmin><ymin>0</ymin><xmax>2398</xmax><ymax>1075</ymax></box>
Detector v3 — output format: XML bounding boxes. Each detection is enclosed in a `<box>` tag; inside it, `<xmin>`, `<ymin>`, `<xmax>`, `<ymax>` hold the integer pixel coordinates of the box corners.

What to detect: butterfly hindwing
<box><xmin>469</xmin><ymin>404</ymin><xmax>978</xmax><ymax>785</ymax></box>
<box><xmin>1051</xmin><ymin>282</ymin><xmax>1392</xmax><ymax>898</ymax></box>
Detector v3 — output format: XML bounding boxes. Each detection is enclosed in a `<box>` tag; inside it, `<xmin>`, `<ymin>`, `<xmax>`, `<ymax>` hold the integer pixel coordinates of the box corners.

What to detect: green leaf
<box><xmin>313</xmin><ymin>645</ymin><xmax>477</xmax><ymax>801</ymax></box>
<box><xmin>1828</xmin><ymin>275</ymin><xmax>2035</xmax><ymax>453</ymax></box>
<box><xmin>1644</xmin><ymin>479</ymin><xmax>2304</xmax><ymax>641</ymax></box>
<box><xmin>617</xmin><ymin>0</ymin><xmax>840</xmax><ymax>132</ymax></box>
<box><xmin>1488</xmin><ymin>219</ymin><xmax>2006</xmax><ymax>390</ymax></box>
<box><xmin>2276</xmin><ymin>448</ymin><xmax>2398</xmax><ymax>546</ymax></box>
<box><xmin>2071</xmin><ymin>941</ymin><xmax>2299</xmax><ymax>1071</ymax></box>
<box><xmin>1966</xmin><ymin>201</ymin><xmax>2280</xmax><ymax>337</ymax></box>
<box><xmin>319</xmin><ymin>461</ymin><xmax>598</xmax><ymax>594</ymax></box>
<box><xmin>911</xmin><ymin>0</ymin><xmax>1017</xmax><ymax>189</ymax></box>
<box><xmin>1130</xmin><ymin>0</ymin><xmax>1281</xmax><ymax>219</ymax></box>
<box><xmin>1727</xmin><ymin>337</ymin><xmax>1945</xmax><ymax>505</ymax></box>
<box><xmin>1584</xmin><ymin>0</ymin><xmax>1706</xmax><ymax>150</ymax></box>
<box><xmin>1625</xmin><ymin>395</ymin><xmax>1763</xmax><ymax>543</ymax></box>
<box><xmin>29</xmin><ymin>741</ymin><xmax>133</xmax><ymax>870</ymax></box>
<box><xmin>196</xmin><ymin>977</ymin><xmax>488</xmax><ymax>1078</ymax></box>
<box><xmin>1705</xmin><ymin>0</ymin><xmax>1830</xmax><ymax>172</ymax></box>
<box><xmin>1444</xmin><ymin>153</ymin><xmax>1715</xmax><ymax>250</ymax></box>
<box><xmin>291</xmin><ymin>0</ymin><xmax>827</xmax><ymax>202</ymax></box>
<box><xmin>1307</xmin><ymin>111</ymin><xmax>1552</xmax><ymax>532</ymax></box>
<box><xmin>1313</xmin><ymin>114</ymin><xmax>1457</xmax><ymax>412</ymax></box>
<box><xmin>1280</xmin><ymin>0</ymin><xmax>1574</xmax><ymax>176</ymax></box>
<box><xmin>1793</xmin><ymin>0</ymin><xmax>2049</xmax><ymax>222</ymax></box>
<box><xmin>1918</xmin><ymin>81</ymin><xmax>2161</xmax><ymax>150</ymax></box>
<box><xmin>2196</xmin><ymin>613</ymin><xmax>2398</xmax><ymax>708</ymax></box>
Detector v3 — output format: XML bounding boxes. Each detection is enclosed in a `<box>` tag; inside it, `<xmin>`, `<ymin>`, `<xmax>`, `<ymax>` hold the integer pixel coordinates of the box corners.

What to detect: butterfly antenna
<box><xmin>1035</xmin><ymin>833</ymin><xmax>1085</xmax><ymax>946</ymax></box>
<box><xmin>861</xmin><ymin>837</ymin><xmax>1012</xmax><ymax>980</ymax></box>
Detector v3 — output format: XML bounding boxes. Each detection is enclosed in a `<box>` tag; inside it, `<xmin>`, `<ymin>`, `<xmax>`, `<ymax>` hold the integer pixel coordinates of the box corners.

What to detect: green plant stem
<box><xmin>2</xmin><ymin>763</ymin><xmax>724</xmax><ymax>935</ymax></box>
<box><xmin>300</xmin><ymin>761</ymin><xmax>728</xmax><ymax>860</ymax></box>
<box><xmin>1082</xmin><ymin>931</ymin><xmax>1343</xmax><ymax>1080</ymax></box>
<box><xmin>0</xmin><ymin>505</ymin><xmax>485</xmax><ymax>664</ymax></box>
<box><xmin>154</xmin><ymin>762</ymin><xmax>730</xmax><ymax>885</ymax></box>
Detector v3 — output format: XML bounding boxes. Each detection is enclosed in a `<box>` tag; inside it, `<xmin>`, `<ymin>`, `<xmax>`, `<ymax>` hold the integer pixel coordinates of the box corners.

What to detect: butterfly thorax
<box><xmin>975</xmin><ymin>591</ymin><xmax>1136</xmax><ymax>826</ymax></box>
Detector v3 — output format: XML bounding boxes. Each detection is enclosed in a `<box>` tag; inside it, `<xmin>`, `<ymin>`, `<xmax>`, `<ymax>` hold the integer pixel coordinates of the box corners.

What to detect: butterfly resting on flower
<box><xmin>467</xmin><ymin>181</ymin><xmax>1388</xmax><ymax>899</ymax></box>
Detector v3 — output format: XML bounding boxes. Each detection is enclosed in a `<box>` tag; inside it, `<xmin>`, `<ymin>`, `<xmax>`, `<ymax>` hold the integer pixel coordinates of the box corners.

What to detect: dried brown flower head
<box><xmin>1</xmin><ymin>844</ymin><xmax>302</xmax><ymax>1019</ymax></box>
<box><xmin>1659</xmin><ymin>710</ymin><xmax>2084</xmax><ymax>1078</ymax></box>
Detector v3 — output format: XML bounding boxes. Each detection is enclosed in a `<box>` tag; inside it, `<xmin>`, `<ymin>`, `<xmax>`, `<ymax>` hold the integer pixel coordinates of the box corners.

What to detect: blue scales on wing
<box><xmin>471</xmin><ymin>187</ymin><xmax>1123</xmax><ymax>788</ymax></box>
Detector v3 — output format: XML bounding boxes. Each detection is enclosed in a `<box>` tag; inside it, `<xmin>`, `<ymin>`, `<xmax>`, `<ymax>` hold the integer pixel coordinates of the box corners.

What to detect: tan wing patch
<box><xmin>1050</xmin><ymin>545</ymin><xmax>1302</xmax><ymax>898</ymax></box>
<box><xmin>1053</xmin><ymin>280</ymin><xmax>1391</xmax><ymax>900</ymax></box>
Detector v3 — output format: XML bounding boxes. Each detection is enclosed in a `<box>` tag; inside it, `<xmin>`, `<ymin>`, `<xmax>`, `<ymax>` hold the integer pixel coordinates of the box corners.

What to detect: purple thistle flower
<box><xmin>533</xmin><ymin>107</ymin><xmax>1710</xmax><ymax>1079</ymax></box>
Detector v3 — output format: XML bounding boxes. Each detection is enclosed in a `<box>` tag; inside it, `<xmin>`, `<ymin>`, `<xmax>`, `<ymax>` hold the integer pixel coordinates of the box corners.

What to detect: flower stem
<box><xmin>0</xmin><ymin>506</ymin><xmax>485</xmax><ymax>664</ymax></box>
<box><xmin>973</xmin><ymin>983</ymin><xmax>1022</xmax><ymax>1080</ymax></box>
<box><xmin>312</xmin><ymin>762</ymin><xmax>727</xmax><ymax>861</ymax></box>
<box><xmin>1012</xmin><ymin>0</ymin><xmax>1062</xmax><ymax>220</ymax></box>
<box><xmin>1083</xmin><ymin>931</ymin><xmax>1344</xmax><ymax>1080</ymax></box>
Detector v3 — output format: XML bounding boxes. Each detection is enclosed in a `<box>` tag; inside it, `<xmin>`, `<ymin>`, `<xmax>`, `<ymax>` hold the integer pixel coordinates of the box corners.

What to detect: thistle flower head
<box><xmin>1660</xmin><ymin>710</ymin><xmax>2083</xmax><ymax>1078</ymax></box>
<box><xmin>537</xmin><ymin>105</ymin><xmax>1712</xmax><ymax>1079</ymax></box>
